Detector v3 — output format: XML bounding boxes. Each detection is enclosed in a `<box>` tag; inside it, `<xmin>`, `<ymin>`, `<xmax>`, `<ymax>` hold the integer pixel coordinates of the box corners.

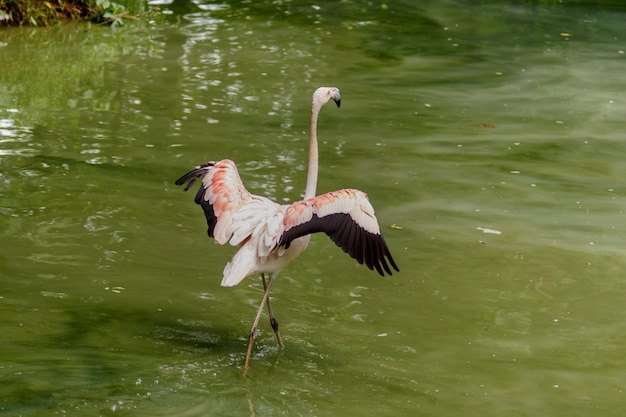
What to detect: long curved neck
<box><xmin>303</xmin><ymin>104</ymin><xmax>321</xmax><ymax>200</ymax></box>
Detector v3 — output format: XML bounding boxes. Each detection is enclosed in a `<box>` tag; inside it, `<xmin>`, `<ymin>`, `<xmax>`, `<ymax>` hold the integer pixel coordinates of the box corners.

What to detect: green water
<box><xmin>2</xmin><ymin>1</ymin><xmax>626</xmax><ymax>415</ymax></box>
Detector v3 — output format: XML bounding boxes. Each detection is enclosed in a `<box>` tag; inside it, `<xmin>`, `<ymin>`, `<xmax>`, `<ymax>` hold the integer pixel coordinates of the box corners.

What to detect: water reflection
<box><xmin>0</xmin><ymin>112</ymin><xmax>34</xmax><ymax>158</ymax></box>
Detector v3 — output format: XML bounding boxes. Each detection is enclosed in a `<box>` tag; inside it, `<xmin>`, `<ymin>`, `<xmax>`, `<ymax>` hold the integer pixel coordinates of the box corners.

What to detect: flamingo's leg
<box><xmin>262</xmin><ymin>273</ymin><xmax>285</xmax><ymax>347</ymax></box>
<box><xmin>244</xmin><ymin>274</ymin><xmax>279</xmax><ymax>372</ymax></box>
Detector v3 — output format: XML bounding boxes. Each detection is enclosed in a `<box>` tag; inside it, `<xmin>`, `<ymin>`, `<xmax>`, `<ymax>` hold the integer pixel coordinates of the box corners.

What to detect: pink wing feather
<box><xmin>175</xmin><ymin>159</ymin><xmax>252</xmax><ymax>245</ymax></box>
<box><xmin>276</xmin><ymin>189</ymin><xmax>399</xmax><ymax>276</ymax></box>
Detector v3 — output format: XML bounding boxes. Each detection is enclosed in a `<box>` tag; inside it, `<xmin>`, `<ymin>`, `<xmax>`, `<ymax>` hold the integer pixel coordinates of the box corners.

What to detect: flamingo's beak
<box><xmin>331</xmin><ymin>89</ymin><xmax>341</xmax><ymax>108</ymax></box>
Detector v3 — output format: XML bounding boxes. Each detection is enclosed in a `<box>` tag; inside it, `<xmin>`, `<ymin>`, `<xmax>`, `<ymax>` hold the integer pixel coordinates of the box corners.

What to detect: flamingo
<box><xmin>175</xmin><ymin>87</ymin><xmax>399</xmax><ymax>371</ymax></box>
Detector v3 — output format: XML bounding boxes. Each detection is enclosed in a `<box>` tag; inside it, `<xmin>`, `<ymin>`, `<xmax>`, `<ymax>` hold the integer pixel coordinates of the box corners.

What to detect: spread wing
<box><xmin>175</xmin><ymin>159</ymin><xmax>253</xmax><ymax>245</ymax></box>
<box><xmin>276</xmin><ymin>189</ymin><xmax>399</xmax><ymax>276</ymax></box>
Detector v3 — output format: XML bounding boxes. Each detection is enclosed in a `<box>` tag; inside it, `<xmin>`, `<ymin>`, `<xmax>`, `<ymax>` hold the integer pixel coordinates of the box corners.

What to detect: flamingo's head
<box><xmin>313</xmin><ymin>87</ymin><xmax>341</xmax><ymax>109</ymax></box>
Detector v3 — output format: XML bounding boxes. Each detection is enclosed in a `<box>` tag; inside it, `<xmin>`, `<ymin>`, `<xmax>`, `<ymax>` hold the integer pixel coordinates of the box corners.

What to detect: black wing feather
<box><xmin>175</xmin><ymin>163</ymin><xmax>218</xmax><ymax>238</ymax></box>
<box><xmin>278</xmin><ymin>212</ymin><xmax>399</xmax><ymax>276</ymax></box>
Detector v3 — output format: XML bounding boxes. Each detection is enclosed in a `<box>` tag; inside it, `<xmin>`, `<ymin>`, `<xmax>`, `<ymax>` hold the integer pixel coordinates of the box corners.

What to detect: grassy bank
<box><xmin>0</xmin><ymin>0</ymin><xmax>148</xmax><ymax>26</ymax></box>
